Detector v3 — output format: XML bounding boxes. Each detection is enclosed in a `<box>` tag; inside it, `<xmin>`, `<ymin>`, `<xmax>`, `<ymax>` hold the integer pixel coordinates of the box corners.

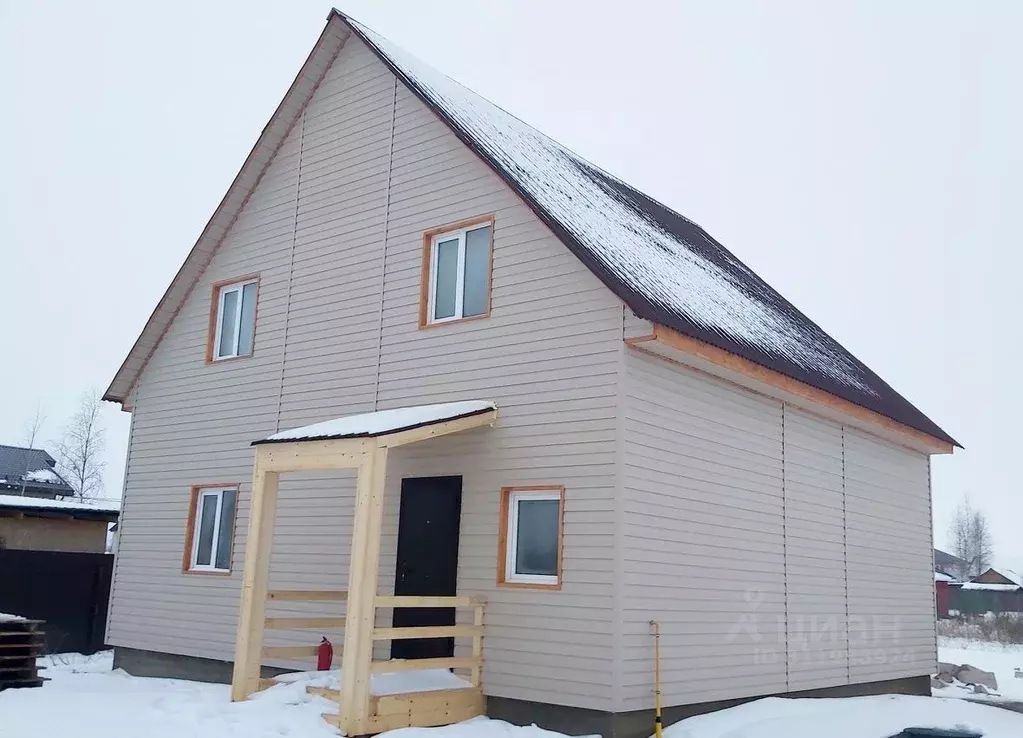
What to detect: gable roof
<box><xmin>104</xmin><ymin>11</ymin><xmax>956</xmax><ymax>448</ymax></box>
<box><xmin>0</xmin><ymin>445</ymin><xmax>74</xmax><ymax>496</ymax></box>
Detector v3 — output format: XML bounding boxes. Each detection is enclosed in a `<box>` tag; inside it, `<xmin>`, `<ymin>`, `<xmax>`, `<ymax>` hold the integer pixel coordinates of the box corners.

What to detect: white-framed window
<box><xmin>426</xmin><ymin>221</ymin><xmax>493</xmax><ymax>324</ymax></box>
<box><xmin>212</xmin><ymin>278</ymin><xmax>258</xmax><ymax>360</ymax></box>
<box><xmin>187</xmin><ymin>486</ymin><xmax>237</xmax><ymax>572</ymax></box>
<box><xmin>501</xmin><ymin>487</ymin><xmax>563</xmax><ymax>587</ymax></box>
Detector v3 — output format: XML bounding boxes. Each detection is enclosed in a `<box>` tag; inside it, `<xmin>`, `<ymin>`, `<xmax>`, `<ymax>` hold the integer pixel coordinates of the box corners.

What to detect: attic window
<box><xmin>420</xmin><ymin>216</ymin><xmax>494</xmax><ymax>327</ymax></box>
<box><xmin>208</xmin><ymin>276</ymin><xmax>258</xmax><ymax>362</ymax></box>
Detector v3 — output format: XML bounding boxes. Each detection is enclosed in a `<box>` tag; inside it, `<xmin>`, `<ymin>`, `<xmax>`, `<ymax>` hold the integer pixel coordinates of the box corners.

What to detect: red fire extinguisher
<box><xmin>317</xmin><ymin>636</ymin><xmax>333</xmax><ymax>671</ymax></box>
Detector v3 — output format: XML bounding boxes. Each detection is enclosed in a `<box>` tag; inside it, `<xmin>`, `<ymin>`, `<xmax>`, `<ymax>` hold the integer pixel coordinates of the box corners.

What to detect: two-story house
<box><xmin>102</xmin><ymin>10</ymin><xmax>957</xmax><ymax>738</ymax></box>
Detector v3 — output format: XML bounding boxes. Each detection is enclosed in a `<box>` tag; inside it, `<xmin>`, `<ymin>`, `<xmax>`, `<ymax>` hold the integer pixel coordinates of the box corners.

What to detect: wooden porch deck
<box><xmin>253</xmin><ymin>589</ymin><xmax>486</xmax><ymax>733</ymax></box>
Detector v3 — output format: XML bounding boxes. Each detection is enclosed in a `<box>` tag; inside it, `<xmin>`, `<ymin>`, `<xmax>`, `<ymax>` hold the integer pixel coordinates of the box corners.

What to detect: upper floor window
<box><xmin>209</xmin><ymin>277</ymin><xmax>258</xmax><ymax>361</ymax></box>
<box><xmin>420</xmin><ymin>217</ymin><xmax>493</xmax><ymax>327</ymax></box>
<box><xmin>184</xmin><ymin>485</ymin><xmax>237</xmax><ymax>574</ymax></box>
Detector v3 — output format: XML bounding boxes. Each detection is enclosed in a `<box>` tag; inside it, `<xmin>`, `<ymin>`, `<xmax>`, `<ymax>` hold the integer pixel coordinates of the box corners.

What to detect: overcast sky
<box><xmin>1</xmin><ymin>2</ymin><xmax>1019</xmax><ymax>568</ymax></box>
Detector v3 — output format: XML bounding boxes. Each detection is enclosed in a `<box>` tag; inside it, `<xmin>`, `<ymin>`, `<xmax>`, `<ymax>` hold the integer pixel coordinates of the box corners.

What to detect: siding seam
<box><xmin>927</xmin><ymin>456</ymin><xmax>937</xmax><ymax>670</ymax></box>
<box><xmin>612</xmin><ymin>303</ymin><xmax>626</xmax><ymax>710</ymax></box>
<box><xmin>372</xmin><ymin>76</ymin><xmax>399</xmax><ymax>411</ymax></box>
<box><xmin>842</xmin><ymin>423</ymin><xmax>850</xmax><ymax>683</ymax></box>
<box><xmin>781</xmin><ymin>403</ymin><xmax>789</xmax><ymax>691</ymax></box>
<box><xmin>274</xmin><ymin>111</ymin><xmax>307</xmax><ymax>433</ymax></box>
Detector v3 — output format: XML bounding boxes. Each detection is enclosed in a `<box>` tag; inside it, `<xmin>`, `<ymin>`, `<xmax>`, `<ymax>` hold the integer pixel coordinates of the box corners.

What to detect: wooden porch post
<box><xmin>338</xmin><ymin>445</ymin><xmax>388</xmax><ymax>735</ymax></box>
<box><xmin>230</xmin><ymin>457</ymin><xmax>280</xmax><ymax>701</ymax></box>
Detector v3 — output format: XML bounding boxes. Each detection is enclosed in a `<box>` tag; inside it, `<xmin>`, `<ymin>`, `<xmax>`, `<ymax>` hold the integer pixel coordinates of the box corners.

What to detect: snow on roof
<box><xmin>960</xmin><ymin>582</ymin><xmax>1020</xmax><ymax>592</ymax></box>
<box><xmin>257</xmin><ymin>401</ymin><xmax>496</xmax><ymax>444</ymax></box>
<box><xmin>935</xmin><ymin>571</ymin><xmax>955</xmax><ymax>582</ymax></box>
<box><xmin>0</xmin><ymin>494</ymin><xmax>121</xmax><ymax>515</ymax></box>
<box><xmin>23</xmin><ymin>468</ymin><xmax>63</xmax><ymax>484</ymax></box>
<box><xmin>0</xmin><ymin>612</ymin><xmax>27</xmax><ymax>622</ymax></box>
<box><xmin>343</xmin><ymin>14</ymin><xmax>956</xmax><ymax>447</ymax></box>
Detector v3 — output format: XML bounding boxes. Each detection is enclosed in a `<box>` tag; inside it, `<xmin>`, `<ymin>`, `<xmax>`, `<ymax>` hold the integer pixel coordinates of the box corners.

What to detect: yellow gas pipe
<box><xmin>650</xmin><ymin>620</ymin><xmax>663</xmax><ymax>738</ymax></box>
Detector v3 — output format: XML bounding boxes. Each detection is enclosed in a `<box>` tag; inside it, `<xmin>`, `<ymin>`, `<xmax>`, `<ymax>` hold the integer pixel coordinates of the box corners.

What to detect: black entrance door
<box><xmin>391</xmin><ymin>476</ymin><xmax>462</xmax><ymax>660</ymax></box>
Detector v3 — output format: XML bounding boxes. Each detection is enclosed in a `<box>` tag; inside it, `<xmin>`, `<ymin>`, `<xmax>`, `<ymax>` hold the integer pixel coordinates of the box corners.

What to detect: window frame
<box><xmin>206</xmin><ymin>275</ymin><xmax>260</xmax><ymax>363</ymax></box>
<box><xmin>182</xmin><ymin>484</ymin><xmax>239</xmax><ymax>575</ymax></box>
<box><xmin>497</xmin><ymin>485</ymin><xmax>565</xmax><ymax>590</ymax></box>
<box><xmin>419</xmin><ymin>215</ymin><xmax>495</xmax><ymax>328</ymax></box>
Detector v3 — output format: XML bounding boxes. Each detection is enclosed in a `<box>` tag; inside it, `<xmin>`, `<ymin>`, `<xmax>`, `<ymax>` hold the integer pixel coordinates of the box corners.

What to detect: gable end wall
<box><xmin>106</xmin><ymin>35</ymin><xmax>622</xmax><ymax>711</ymax></box>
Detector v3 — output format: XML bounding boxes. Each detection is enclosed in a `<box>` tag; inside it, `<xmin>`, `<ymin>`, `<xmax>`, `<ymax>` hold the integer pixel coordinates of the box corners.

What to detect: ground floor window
<box><xmin>499</xmin><ymin>486</ymin><xmax>564</xmax><ymax>589</ymax></box>
<box><xmin>184</xmin><ymin>485</ymin><xmax>238</xmax><ymax>573</ymax></box>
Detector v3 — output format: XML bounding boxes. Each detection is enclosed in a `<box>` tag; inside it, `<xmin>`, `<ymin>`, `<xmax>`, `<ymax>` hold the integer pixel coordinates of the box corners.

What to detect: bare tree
<box><xmin>18</xmin><ymin>402</ymin><xmax>47</xmax><ymax>496</ymax></box>
<box><xmin>55</xmin><ymin>390</ymin><xmax>106</xmax><ymax>499</ymax></box>
<box><xmin>949</xmin><ymin>494</ymin><xmax>994</xmax><ymax>579</ymax></box>
<box><xmin>22</xmin><ymin>402</ymin><xmax>46</xmax><ymax>447</ymax></box>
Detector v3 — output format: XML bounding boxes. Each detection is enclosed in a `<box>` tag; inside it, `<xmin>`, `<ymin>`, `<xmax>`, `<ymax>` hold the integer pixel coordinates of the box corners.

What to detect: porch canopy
<box><xmin>231</xmin><ymin>400</ymin><xmax>497</xmax><ymax>733</ymax></box>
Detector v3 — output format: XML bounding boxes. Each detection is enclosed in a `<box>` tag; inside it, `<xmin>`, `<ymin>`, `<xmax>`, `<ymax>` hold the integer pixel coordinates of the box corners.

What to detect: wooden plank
<box><xmin>380</xmin><ymin>409</ymin><xmax>497</xmax><ymax>448</ymax></box>
<box><xmin>307</xmin><ymin>685</ymin><xmax>339</xmax><ymax>702</ymax></box>
<box><xmin>257</xmin><ymin>439</ymin><xmax>368</xmax><ymax>472</ymax></box>
<box><xmin>338</xmin><ymin>446</ymin><xmax>388</xmax><ymax>735</ymax></box>
<box><xmin>266</xmin><ymin>590</ymin><xmax>347</xmax><ymax>602</ymax></box>
<box><xmin>374</xmin><ymin>595</ymin><xmax>485</xmax><ymax>608</ymax></box>
<box><xmin>372</xmin><ymin>625</ymin><xmax>482</xmax><ymax>641</ymax></box>
<box><xmin>365</xmin><ymin>688</ymin><xmax>485</xmax><ymax>731</ymax></box>
<box><xmin>370</xmin><ymin>656</ymin><xmax>479</xmax><ymax>674</ymax></box>
<box><xmin>471</xmin><ymin>604</ymin><xmax>484</xmax><ymax>687</ymax></box>
<box><xmin>256</xmin><ymin>678</ymin><xmax>276</xmax><ymax>692</ymax></box>
<box><xmin>261</xmin><ymin>645</ymin><xmax>320</xmax><ymax>659</ymax></box>
<box><xmin>264</xmin><ymin>617</ymin><xmax>346</xmax><ymax>630</ymax></box>
<box><xmin>230</xmin><ymin>467</ymin><xmax>279</xmax><ymax>701</ymax></box>
<box><xmin>372</xmin><ymin>687</ymin><xmax>481</xmax><ymax>716</ymax></box>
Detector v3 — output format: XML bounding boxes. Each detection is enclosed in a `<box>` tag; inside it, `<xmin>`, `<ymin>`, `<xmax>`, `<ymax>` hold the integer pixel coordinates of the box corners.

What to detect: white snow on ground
<box><xmin>5</xmin><ymin>651</ymin><xmax>1023</xmax><ymax>738</ymax></box>
<box><xmin>938</xmin><ymin>636</ymin><xmax>1023</xmax><ymax>702</ymax></box>
<box><xmin>0</xmin><ymin>612</ymin><xmax>27</xmax><ymax>622</ymax></box>
<box><xmin>261</xmin><ymin>401</ymin><xmax>496</xmax><ymax>443</ymax></box>
<box><xmin>0</xmin><ymin>493</ymin><xmax>121</xmax><ymax>513</ymax></box>
<box><xmin>663</xmin><ymin>694</ymin><xmax>1023</xmax><ymax>738</ymax></box>
<box><xmin>348</xmin><ymin>18</ymin><xmax>879</xmax><ymax>397</ymax></box>
<box><xmin>273</xmin><ymin>667</ymin><xmax>471</xmax><ymax>695</ymax></box>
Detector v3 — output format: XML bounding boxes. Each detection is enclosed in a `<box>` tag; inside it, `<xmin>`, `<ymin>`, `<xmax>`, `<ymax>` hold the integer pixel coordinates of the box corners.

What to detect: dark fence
<box><xmin>949</xmin><ymin>585</ymin><xmax>1023</xmax><ymax>615</ymax></box>
<box><xmin>0</xmin><ymin>550</ymin><xmax>113</xmax><ymax>655</ymax></box>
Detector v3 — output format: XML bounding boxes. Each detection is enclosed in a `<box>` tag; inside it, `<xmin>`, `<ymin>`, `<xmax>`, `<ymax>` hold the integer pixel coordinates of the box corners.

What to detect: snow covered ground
<box><xmin>937</xmin><ymin>635</ymin><xmax>1023</xmax><ymax>702</ymax></box>
<box><xmin>2</xmin><ymin>651</ymin><xmax>1022</xmax><ymax>738</ymax></box>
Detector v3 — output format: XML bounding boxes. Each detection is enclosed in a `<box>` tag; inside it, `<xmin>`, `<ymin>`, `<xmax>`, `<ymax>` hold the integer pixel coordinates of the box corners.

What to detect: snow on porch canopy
<box><xmin>253</xmin><ymin>401</ymin><xmax>497</xmax><ymax>445</ymax></box>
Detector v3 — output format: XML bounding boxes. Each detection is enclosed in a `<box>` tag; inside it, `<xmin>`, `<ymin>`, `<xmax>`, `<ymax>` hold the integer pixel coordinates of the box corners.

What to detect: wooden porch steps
<box><xmin>316</xmin><ymin>686</ymin><xmax>485</xmax><ymax>733</ymax></box>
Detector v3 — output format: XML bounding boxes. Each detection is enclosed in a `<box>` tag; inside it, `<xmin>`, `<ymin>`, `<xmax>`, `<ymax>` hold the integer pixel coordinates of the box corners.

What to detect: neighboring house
<box><xmin>0</xmin><ymin>445</ymin><xmax>75</xmax><ymax>499</ymax></box>
<box><xmin>101</xmin><ymin>11</ymin><xmax>958</xmax><ymax>738</ymax></box>
<box><xmin>934</xmin><ymin>548</ymin><xmax>968</xmax><ymax>581</ymax></box>
<box><xmin>964</xmin><ymin>568</ymin><xmax>1022</xmax><ymax>590</ymax></box>
<box><xmin>952</xmin><ymin>568</ymin><xmax>1023</xmax><ymax>615</ymax></box>
<box><xmin>0</xmin><ymin>494</ymin><xmax>119</xmax><ymax>553</ymax></box>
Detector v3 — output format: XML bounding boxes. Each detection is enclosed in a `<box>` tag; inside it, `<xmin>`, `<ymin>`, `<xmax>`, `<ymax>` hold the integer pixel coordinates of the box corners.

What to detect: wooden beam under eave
<box><xmin>630</xmin><ymin>325</ymin><xmax>954</xmax><ymax>455</ymax></box>
<box><xmin>255</xmin><ymin>438</ymin><xmax>369</xmax><ymax>472</ymax></box>
<box><xmin>380</xmin><ymin>409</ymin><xmax>498</xmax><ymax>449</ymax></box>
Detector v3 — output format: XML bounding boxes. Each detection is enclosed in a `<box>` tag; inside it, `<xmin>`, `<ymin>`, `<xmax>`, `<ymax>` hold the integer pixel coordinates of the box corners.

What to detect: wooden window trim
<box><xmin>204</xmin><ymin>274</ymin><xmax>261</xmax><ymax>364</ymax></box>
<box><xmin>497</xmin><ymin>485</ymin><xmax>564</xmax><ymax>591</ymax></box>
<box><xmin>181</xmin><ymin>483</ymin><xmax>240</xmax><ymax>576</ymax></box>
<box><xmin>418</xmin><ymin>215</ymin><xmax>495</xmax><ymax>329</ymax></box>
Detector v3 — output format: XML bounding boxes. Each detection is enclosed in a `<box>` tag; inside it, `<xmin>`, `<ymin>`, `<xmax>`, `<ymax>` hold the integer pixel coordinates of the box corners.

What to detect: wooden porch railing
<box><xmin>317</xmin><ymin>595</ymin><xmax>486</xmax><ymax>733</ymax></box>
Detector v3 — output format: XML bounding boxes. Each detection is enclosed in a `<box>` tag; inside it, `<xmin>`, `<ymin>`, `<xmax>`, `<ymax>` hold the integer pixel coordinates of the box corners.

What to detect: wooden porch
<box><xmin>229</xmin><ymin>402</ymin><xmax>497</xmax><ymax>735</ymax></box>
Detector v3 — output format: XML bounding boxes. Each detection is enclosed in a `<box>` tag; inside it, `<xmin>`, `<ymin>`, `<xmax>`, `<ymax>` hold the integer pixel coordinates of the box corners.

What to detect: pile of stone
<box><xmin>932</xmin><ymin>661</ymin><xmax>999</xmax><ymax>695</ymax></box>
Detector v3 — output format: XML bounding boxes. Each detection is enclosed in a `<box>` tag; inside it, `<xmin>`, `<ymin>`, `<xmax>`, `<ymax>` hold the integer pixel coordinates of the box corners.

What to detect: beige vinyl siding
<box><xmin>845</xmin><ymin>428</ymin><xmax>936</xmax><ymax>681</ymax></box>
<box><xmin>108</xmin><ymin>35</ymin><xmax>620</xmax><ymax>710</ymax></box>
<box><xmin>620</xmin><ymin>349</ymin><xmax>935</xmax><ymax>711</ymax></box>
<box><xmin>620</xmin><ymin>349</ymin><xmax>787</xmax><ymax>711</ymax></box>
